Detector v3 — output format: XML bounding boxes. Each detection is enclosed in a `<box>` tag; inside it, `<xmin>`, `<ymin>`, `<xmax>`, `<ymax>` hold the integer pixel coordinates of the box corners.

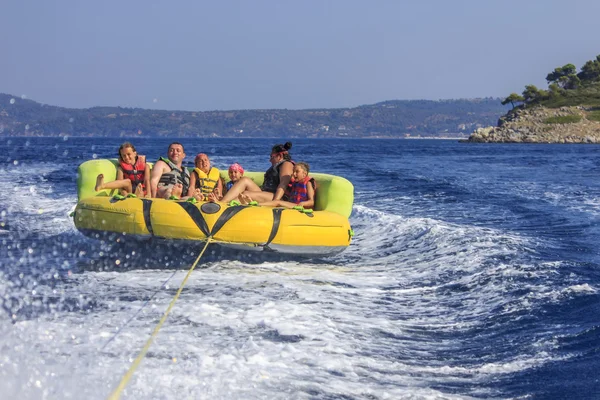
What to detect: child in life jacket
<box><xmin>224</xmin><ymin>163</ymin><xmax>245</xmax><ymax>193</ymax></box>
<box><xmin>242</xmin><ymin>162</ymin><xmax>315</xmax><ymax>209</ymax></box>
<box><xmin>95</xmin><ymin>142</ymin><xmax>151</xmax><ymax>197</ymax></box>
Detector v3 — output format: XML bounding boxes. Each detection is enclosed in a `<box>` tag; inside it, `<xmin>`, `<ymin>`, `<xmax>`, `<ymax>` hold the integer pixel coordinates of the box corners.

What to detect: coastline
<box><xmin>0</xmin><ymin>135</ymin><xmax>469</xmax><ymax>140</ymax></box>
<box><xmin>464</xmin><ymin>106</ymin><xmax>600</xmax><ymax>144</ymax></box>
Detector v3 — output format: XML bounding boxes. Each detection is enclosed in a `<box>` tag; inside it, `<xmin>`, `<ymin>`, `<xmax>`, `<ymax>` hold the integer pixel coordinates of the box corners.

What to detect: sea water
<box><xmin>0</xmin><ymin>137</ymin><xmax>599</xmax><ymax>399</ymax></box>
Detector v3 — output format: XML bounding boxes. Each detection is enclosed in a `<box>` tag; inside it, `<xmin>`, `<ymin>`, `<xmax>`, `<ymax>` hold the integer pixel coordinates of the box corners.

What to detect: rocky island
<box><xmin>466</xmin><ymin>106</ymin><xmax>600</xmax><ymax>143</ymax></box>
<box><xmin>465</xmin><ymin>54</ymin><xmax>600</xmax><ymax>144</ymax></box>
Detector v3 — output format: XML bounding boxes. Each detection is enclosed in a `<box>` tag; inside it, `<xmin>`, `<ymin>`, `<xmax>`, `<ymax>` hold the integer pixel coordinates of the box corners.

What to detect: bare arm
<box><xmin>143</xmin><ymin>161</ymin><xmax>151</xmax><ymax>197</ymax></box>
<box><xmin>187</xmin><ymin>172</ymin><xmax>197</xmax><ymax>197</ymax></box>
<box><xmin>298</xmin><ymin>181</ymin><xmax>315</xmax><ymax>209</ymax></box>
<box><xmin>214</xmin><ymin>177</ymin><xmax>224</xmax><ymax>200</ymax></box>
<box><xmin>273</xmin><ymin>161</ymin><xmax>293</xmax><ymax>201</ymax></box>
<box><xmin>150</xmin><ymin>160</ymin><xmax>167</xmax><ymax>198</ymax></box>
<box><xmin>116</xmin><ymin>167</ymin><xmax>124</xmax><ymax>180</ymax></box>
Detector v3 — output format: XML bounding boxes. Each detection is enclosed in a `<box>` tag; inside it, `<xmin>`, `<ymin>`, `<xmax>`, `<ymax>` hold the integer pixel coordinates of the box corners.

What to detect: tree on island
<box><xmin>522</xmin><ymin>84</ymin><xmax>548</xmax><ymax>104</ymax></box>
<box><xmin>501</xmin><ymin>93</ymin><xmax>525</xmax><ymax>109</ymax></box>
<box><xmin>502</xmin><ymin>54</ymin><xmax>600</xmax><ymax>110</ymax></box>
<box><xmin>577</xmin><ymin>56</ymin><xmax>600</xmax><ymax>82</ymax></box>
<box><xmin>546</xmin><ymin>63</ymin><xmax>580</xmax><ymax>90</ymax></box>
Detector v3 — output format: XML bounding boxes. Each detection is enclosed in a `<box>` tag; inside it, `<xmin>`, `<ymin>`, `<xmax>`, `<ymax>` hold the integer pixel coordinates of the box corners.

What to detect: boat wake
<box><xmin>1</xmin><ymin>154</ymin><xmax>599</xmax><ymax>398</ymax></box>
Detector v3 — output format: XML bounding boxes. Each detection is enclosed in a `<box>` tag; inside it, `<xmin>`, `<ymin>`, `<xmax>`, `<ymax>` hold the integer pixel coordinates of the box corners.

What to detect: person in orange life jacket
<box><xmin>187</xmin><ymin>153</ymin><xmax>223</xmax><ymax>200</ymax></box>
<box><xmin>223</xmin><ymin>163</ymin><xmax>245</xmax><ymax>195</ymax></box>
<box><xmin>95</xmin><ymin>142</ymin><xmax>151</xmax><ymax>197</ymax></box>
<box><xmin>212</xmin><ymin>142</ymin><xmax>294</xmax><ymax>203</ymax></box>
<box><xmin>241</xmin><ymin>162</ymin><xmax>315</xmax><ymax>209</ymax></box>
<box><xmin>150</xmin><ymin>142</ymin><xmax>190</xmax><ymax>199</ymax></box>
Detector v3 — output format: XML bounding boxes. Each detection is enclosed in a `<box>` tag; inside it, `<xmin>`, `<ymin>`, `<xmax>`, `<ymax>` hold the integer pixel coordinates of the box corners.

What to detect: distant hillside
<box><xmin>0</xmin><ymin>93</ymin><xmax>509</xmax><ymax>138</ymax></box>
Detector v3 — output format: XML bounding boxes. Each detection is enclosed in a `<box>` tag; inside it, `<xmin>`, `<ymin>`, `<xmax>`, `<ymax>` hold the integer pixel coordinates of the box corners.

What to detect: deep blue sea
<box><xmin>1</xmin><ymin>137</ymin><xmax>599</xmax><ymax>399</ymax></box>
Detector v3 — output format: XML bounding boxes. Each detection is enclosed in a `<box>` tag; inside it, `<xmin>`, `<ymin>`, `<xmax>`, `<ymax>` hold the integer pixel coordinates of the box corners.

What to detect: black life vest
<box><xmin>261</xmin><ymin>160</ymin><xmax>293</xmax><ymax>193</ymax></box>
<box><xmin>157</xmin><ymin>156</ymin><xmax>191</xmax><ymax>194</ymax></box>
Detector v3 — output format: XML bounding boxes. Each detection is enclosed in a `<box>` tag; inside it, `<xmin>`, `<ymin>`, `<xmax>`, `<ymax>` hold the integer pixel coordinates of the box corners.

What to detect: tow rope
<box><xmin>107</xmin><ymin>237</ymin><xmax>213</xmax><ymax>400</ymax></box>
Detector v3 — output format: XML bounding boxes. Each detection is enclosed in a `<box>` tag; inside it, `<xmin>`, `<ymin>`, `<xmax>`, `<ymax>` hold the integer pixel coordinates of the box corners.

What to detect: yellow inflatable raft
<box><xmin>73</xmin><ymin>159</ymin><xmax>354</xmax><ymax>256</ymax></box>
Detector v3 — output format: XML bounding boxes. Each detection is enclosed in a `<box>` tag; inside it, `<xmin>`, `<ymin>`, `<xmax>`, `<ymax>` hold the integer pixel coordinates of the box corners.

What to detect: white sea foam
<box><xmin>563</xmin><ymin>283</ymin><xmax>596</xmax><ymax>294</ymax></box>
<box><xmin>0</xmin><ymin>187</ymin><xmax>595</xmax><ymax>398</ymax></box>
<box><xmin>0</xmin><ymin>164</ymin><xmax>77</xmax><ymax>237</ymax></box>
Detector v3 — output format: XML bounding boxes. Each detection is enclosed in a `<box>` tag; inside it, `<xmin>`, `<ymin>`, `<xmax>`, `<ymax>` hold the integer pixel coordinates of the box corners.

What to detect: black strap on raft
<box><xmin>265</xmin><ymin>208</ymin><xmax>283</xmax><ymax>248</ymax></box>
<box><xmin>149</xmin><ymin>201</ymin><xmax>284</xmax><ymax>250</ymax></box>
<box><xmin>141</xmin><ymin>199</ymin><xmax>154</xmax><ymax>236</ymax></box>
<box><xmin>176</xmin><ymin>203</ymin><xmax>247</xmax><ymax>238</ymax></box>
<box><xmin>209</xmin><ymin>206</ymin><xmax>246</xmax><ymax>236</ymax></box>
<box><xmin>177</xmin><ymin>202</ymin><xmax>210</xmax><ymax>237</ymax></box>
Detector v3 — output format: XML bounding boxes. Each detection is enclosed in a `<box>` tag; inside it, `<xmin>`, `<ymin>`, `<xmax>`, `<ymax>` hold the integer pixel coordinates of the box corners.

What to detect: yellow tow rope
<box><xmin>107</xmin><ymin>237</ymin><xmax>213</xmax><ymax>400</ymax></box>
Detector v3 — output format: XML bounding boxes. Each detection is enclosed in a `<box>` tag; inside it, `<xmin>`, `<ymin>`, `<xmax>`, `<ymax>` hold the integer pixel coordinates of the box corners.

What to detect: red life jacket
<box><xmin>288</xmin><ymin>176</ymin><xmax>314</xmax><ymax>204</ymax></box>
<box><xmin>119</xmin><ymin>156</ymin><xmax>146</xmax><ymax>194</ymax></box>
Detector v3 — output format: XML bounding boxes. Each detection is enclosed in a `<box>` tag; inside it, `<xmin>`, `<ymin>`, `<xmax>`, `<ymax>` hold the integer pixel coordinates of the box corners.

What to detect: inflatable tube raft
<box><xmin>73</xmin><ymin>159</ymin><xmax>354</xmax><ymax>256</ymax></box>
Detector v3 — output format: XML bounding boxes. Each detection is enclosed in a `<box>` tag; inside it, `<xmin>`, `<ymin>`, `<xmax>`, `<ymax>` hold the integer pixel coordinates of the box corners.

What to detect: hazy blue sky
<box><xmin>1</xmin><ymin>0</ymin><xmax>599</xmax><ymax>111</ymax></box>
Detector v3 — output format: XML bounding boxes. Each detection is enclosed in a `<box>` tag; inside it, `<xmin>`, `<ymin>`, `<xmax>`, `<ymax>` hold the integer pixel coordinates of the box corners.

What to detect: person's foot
<box><xmin>134</xmin><ymin>184</ymin><xmax>144</xmax><ymax>197</ymax></box>
<box><xmin>239</xmin><ymin>193</ymin><xmax>252</xmax><ymax>205</ymax></box>
<box><xmin>207</xmin><ymin>192</ymin><xmax>218</xmax><ymax>202</ymax></box>
<box><xmin>172</xmin><ymin>183</ymin><xmax>183</xmax><ymax>198</ymax></box>
<box><xmin>193</xmin><ymin>188</ymin><xmax>205</xmax><ymax>201</ymax></box>
<box><xmin>95</xmin><ymin>174</ymin><xmax>104</xmax><ymax>191</ymax></box>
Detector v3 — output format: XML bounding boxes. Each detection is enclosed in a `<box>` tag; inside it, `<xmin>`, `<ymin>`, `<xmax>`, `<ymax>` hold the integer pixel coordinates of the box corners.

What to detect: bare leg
<box><xmin>95</xmin><ymin>174</ymin><xmax>104</xmax><ymax>191</ymax></box>
<box><xmin>259</xmin><ymin>200</ymin><xmax>297</xmax><ymax>208</ymax></box>
<box><xmin>157</xmin><ymin>185</ymin><xmax>170</xmax><ymax>199</ymax></box>
<box><xmin>241</xmin><ymin>190</ymin><xmax>275</xmax><ymax>203</ymax></box>
<box><xmin>156</xmin><ymin>183</ymin><xmax>184</xmax><ymax>199</ymax></box>
<box><xmin>96</xmin><ymin>174</ymin><xmax>133</xmax><ymax>194</ymax></box>
<box><xmin>219</xmin><ymin>177</ymin><xmax>263</xmax><ymax>202</ymax></box>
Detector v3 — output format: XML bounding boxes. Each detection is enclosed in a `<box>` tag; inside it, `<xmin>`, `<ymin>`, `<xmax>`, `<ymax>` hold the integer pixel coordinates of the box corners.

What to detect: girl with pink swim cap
<box><xmin>225</xmin><ymin>163</ymin><xmax>245</xmax><ymax>192</ymax></box>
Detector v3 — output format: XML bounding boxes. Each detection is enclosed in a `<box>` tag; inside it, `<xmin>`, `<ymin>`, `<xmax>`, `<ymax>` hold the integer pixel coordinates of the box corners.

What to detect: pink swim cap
<box><xmin>229</xmin><ymin>163</ymin><xmax>244</xmax><ymax>174</ymax></box>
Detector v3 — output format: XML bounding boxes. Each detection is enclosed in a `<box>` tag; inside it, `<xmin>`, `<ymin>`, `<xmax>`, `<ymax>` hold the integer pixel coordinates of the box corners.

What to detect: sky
<box><xmin>1</xmin><ymin>0</ymin><xmax>599</xmax><ymax>111</ymax></box>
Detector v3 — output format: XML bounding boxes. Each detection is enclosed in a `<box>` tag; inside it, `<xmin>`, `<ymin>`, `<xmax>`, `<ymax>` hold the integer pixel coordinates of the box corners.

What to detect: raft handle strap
<box><xmin>141</xmin><ymin>199</ymin><xmax>154</xmax><ymax>236</ymax></box>
<box><xmin>293</xmin><ymin>205</ymin><xmax>313</xmax><ymax>214</ymax></box>
<box><xmin>264</xmin><ymin>208</ymin><xmax>283</xmax><ymax>250</ymax></box>
<box><xmin>210</xmin><ymin>205</ymin><xmax>246</xmax><ymax>237</ymax></box>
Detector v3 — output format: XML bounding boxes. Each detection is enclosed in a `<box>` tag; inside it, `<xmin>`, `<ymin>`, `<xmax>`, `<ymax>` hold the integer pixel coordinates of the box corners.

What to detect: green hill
<box><xmin>0</xmin><ymin>94</ymin><xmax>509</xmax><ymax>138</ymax></box>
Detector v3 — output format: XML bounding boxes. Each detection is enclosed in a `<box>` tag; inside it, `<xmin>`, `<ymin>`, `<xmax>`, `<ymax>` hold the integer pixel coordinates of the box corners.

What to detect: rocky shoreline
<box><xmin>464</xmin><ymin>106</ymin><xmax>600</xmax><ymax>143</ymax></box>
